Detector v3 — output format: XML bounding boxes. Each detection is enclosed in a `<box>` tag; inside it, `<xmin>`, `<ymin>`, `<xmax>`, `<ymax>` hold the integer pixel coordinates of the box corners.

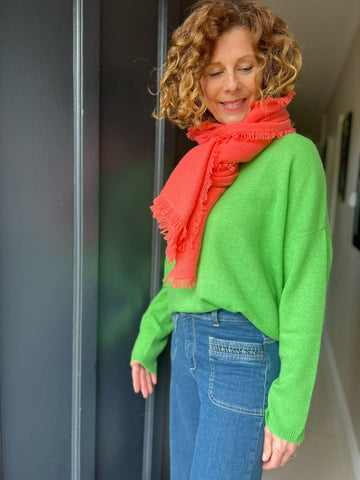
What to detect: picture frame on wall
<box><xmin>353</xmin><ymin>159</ymin><xmax>360</xmax><ymax>250</ymax></box>
<box><xmin>338</xmin><ymin>112</ymin><xmax>353</xmax><ymax>201</ymax></box>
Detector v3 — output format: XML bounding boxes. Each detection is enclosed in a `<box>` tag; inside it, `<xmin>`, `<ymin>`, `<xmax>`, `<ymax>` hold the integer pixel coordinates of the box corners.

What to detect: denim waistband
<box><xmin>177</xmin><ymin>309</ymin><xmax>249</xmax><ymax>327</ymax></box>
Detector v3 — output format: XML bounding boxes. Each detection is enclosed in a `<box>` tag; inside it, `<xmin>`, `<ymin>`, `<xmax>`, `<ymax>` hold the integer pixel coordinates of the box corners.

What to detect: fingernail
<box><xmin>262</xmin><ymin>453</ymin><xmax>267</xmax><ymax>461</ymax></box>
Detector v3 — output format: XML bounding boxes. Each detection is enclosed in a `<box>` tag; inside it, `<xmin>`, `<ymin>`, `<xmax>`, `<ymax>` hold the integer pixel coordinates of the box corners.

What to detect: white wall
<box><xmin>324</xmin><ymin>25</ymin><xmax>360</xmax><ymax>452</ymax></box>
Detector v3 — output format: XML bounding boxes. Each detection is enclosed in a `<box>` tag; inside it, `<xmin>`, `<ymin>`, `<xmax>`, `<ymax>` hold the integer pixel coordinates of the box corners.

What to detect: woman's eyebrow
<box><xmin>207</xmin><ymin>54</ymin><xmax>256</xmax><ymax>66</ymax></box>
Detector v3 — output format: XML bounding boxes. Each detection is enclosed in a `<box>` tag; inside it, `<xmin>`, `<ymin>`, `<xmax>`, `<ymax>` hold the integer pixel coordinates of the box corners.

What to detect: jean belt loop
<box><xmin>211</xmin><ymin>310</ymin><xmax>220</xmax><ymax>327</ymax></box>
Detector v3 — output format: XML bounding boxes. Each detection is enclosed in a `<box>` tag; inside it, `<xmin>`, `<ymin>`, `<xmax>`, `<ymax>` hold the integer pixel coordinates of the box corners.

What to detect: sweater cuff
<box><xmin>130</xmin><ymin>344</ymin><xmax>157</xmax><ymax>375</ymax></box>
<box><xmin>265</xmin><ymin>408</ymin><xmax>305</xmax><ymax>444</ymax></box>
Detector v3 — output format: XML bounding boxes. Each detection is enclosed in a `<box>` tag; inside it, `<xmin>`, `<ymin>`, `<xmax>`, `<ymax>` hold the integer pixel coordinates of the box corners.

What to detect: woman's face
<box><xmin>200</xmin><ymin>27</ymin><xmax>261</xmax><ymax>124</ymax></box>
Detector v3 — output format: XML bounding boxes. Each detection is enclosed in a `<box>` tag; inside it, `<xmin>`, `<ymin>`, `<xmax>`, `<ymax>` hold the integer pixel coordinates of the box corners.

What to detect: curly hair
<box><xmin>154</xmin><ymin>0</ymin><xmax>302</xmax><ymax>128</ymax></box>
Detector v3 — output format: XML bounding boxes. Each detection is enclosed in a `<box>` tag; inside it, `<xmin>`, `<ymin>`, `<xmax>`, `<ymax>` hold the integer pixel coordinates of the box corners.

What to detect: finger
<box><xmin>262</xmin><ymin>446</ymin><xmax>283</xmax><ymax>470</ymax></box>
<box><xmin>140</xmin><ymin>366</ymin><xmax>149</xmax><ymax>398</ymax></box>
<box><xmin>262</xmin><ymin>439</ymin><xmax>286</xmax><ymax>470</ymax></box>
<box><xmin>263</xmin><ymin>442</ymin><xmax>296</xmax><ymax>470</ymax></box>
<box><xmin>280</xmin><ymin>452</ymin><xmax>293</xmax><ymax>467</ymax></box>
<box><xmin>145</xmin><ymin>369</ymin><xmax>153</xmax><ymax>396</ymax></box>
<box><xmin>131</xmin><ymin>365</ymin><xmax>141</xmax><ymax>394</ymax></box>
<box><xmin>151</xmin><ymin>373</ymin><xmax>158</xmax><ymax>385</ymax></box>
<box><xmin>130</xmin><ymin>361</ymin><xmax>143</xmax><ymax>394</ymax></box>
<box><xmin>279</xmin><ymin>445</ymin><xmax>299</xmax><ymax>467</ymax></box>
<box><xmin>262</xmin><ymin>426</ymin><xmax>272</xmax><ymax>463</ymax></box>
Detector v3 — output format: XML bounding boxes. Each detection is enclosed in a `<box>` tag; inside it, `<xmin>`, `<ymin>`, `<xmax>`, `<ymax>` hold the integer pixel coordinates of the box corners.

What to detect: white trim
<box><xmin>322</xmin><ymin>329</ymin><xmax>360</xmax><ymax>480</ymax></box>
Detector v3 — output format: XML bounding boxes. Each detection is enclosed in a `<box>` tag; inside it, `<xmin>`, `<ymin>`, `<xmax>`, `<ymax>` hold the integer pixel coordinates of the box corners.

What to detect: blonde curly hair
<box><xmin>154</xmin><ymin>0</ymin><xmax>302</xmax><ymax>128</ymax></box>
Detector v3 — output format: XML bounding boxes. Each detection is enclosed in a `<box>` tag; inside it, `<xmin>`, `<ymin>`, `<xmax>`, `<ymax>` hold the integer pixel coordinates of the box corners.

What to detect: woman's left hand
<box><xmin>262</xmin><ymin>425</ymin><xmax>301</xmax><ymax>470</ymax></box>
<box><xmin>130</xmin><ymin>361</ymin><xmax>157</xmax><ymax>399</ymax></box>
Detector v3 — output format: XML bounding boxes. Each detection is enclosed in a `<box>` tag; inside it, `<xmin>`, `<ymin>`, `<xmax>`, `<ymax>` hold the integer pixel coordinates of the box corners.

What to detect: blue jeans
<box><xmin>169</xmin><ymin>310</ymin><xmax>280</xmax><ymax>480</ymax></box>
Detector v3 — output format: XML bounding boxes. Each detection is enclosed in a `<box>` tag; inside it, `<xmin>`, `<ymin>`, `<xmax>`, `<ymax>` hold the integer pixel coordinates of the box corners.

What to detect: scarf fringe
<box><xmin>163</xmin><ymin>274</ymin><xmax>197</xmax><ymax>289</ymax></box>
<box><xmin>220</xmin><ymin>127</ymin><xmax>295</xmax><ymax>141</ymax></box>
<box><xmin>189</xmin><ymin>126</ymin><xmax>295</xmax><ymax>142</ymax></box>
<box><xmin>264</xmin><ymin>92</ymin><xmax>295</xmax><ymax>107</ymax></box>
<box><xmin>151</xmin><ymin>196</ymin><xmax>188</xmax><ymax>260</ymax></box>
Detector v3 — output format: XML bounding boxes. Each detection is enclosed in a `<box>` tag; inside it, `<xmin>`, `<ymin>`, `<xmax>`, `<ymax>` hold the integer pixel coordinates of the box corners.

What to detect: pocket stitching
<box><xmin>209</xmin><ymin>336</ymin><xmax>265</xmax><ymax>362</ymax></box>
<box><xmin>208</xmin><ymin>336</ymin><xmax>266</xmax><ymax>416</ymax></box>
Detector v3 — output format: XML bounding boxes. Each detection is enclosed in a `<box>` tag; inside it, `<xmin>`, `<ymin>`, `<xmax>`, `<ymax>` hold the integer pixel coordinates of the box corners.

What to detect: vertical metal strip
<box><xmin>0</xmin><ymin>386</ymin><xmax>3</xmax><ymax>480</ymax></box>
<box><xmin>142</xmin><ymin>0</ymin><xmax>168</xmax><ymax>479</ymax></box>
<box><xmin>72</xmin><ymin>1</ymin><xmax>83</xmax><ymax>479</ymax></box>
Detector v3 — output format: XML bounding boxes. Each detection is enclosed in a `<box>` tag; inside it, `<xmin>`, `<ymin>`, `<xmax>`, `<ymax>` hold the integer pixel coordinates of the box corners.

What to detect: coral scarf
<box><xmin>151</xmin><ymin>93</ymin><xmax>295</xmax><ymax>288</ymax></box>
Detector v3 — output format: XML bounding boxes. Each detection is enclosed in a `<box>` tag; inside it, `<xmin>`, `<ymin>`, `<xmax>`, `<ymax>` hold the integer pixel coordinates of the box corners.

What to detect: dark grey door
<box><xmin>0</xmin><ymin>0</ymin><xmax>99</xmax><ymax>479</ymax></box>
<box><xmin>0</xmin><ymin>0</ymin><xmax>180</xmax><ymax>478</ymax></box>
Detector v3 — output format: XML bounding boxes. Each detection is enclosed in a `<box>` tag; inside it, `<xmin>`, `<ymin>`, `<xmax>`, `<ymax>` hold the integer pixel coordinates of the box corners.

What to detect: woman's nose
<box><xmin>224</xmin><ymin>72</ymin><xmax>239</xmax><ymax>92</ymax></box>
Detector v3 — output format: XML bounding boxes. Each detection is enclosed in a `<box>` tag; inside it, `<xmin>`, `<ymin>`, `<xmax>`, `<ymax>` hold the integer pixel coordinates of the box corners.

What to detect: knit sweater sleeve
<box><xmin>130</xmin><ymin>281</ymin><xmax>173</xmax><ymax>375</ymax></box>
<box><xmin>265</xmin><ymin>137</ymin><xmax>333</xmax><ymax>443</ymax></box>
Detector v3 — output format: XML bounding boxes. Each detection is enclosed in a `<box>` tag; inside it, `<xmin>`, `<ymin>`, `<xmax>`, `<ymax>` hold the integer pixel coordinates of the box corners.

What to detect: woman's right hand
<box><xmin>130</xmin><ymin>361</ymin><xmax>158</xmax><ymax>398</ymax></box>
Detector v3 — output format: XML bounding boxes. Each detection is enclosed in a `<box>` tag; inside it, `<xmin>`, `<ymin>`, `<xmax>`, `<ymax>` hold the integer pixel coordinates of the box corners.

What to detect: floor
<box><xmin>263</xmin><ymin>353</ymin><xmax>351</xmax><ymax>480</ymax></box>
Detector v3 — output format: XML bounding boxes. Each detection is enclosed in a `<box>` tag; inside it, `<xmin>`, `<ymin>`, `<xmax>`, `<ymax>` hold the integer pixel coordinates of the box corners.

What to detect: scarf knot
<box><xmin>151</xmin><ymin>93</ymin><xmax>296</xmax><ymax>288</ymax></box>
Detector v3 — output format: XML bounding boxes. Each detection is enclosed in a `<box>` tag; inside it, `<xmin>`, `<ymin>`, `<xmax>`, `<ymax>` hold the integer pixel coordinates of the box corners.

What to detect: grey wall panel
<box><xmin>0</xmin><ymin>1</ymin><xmax>74</xmax><ymax>479</ymax></box>
<box><xmin>96</xmin><ymin>0</ymin><xmax>158</xmax><ymax>478</ymax></box>
<box><xmin>80</xmin><ymin>1</ymin><xmax>100</xmax><ymax>479</ymax></box>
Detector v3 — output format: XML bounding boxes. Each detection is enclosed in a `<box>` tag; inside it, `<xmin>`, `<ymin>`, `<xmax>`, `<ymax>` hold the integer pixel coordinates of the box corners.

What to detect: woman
<box><xmin>131</xmin><ymin>0</ymin><xmax>332</xmax><ymax>478</ymax></box>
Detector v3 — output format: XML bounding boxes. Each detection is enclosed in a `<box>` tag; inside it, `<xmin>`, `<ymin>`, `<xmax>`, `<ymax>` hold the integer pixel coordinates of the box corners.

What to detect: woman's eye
<box><xmin>208</xmin><ymin>71</ymin><xmax>222</xmax><ymax>77</ymax></box>
<box><xmin>238</xmin><ymin>67</ymin><xmax>253</xmax><ymax>72</ymax></box>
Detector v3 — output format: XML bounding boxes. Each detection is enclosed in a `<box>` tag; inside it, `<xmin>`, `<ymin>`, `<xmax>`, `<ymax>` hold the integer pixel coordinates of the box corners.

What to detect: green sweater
<box><xmin>131</xmin><ymin>133</ymin><xmax>332</xmax><ymax>444</ymax></box>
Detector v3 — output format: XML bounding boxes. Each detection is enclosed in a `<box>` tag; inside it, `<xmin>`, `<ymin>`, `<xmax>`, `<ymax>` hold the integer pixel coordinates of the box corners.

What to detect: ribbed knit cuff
<box><xmin>130</xmin><ymin>340</ymin><xmax>158</xmax><ymax>375</ymax></box>
<box><xmin>265</xmin><ymin>409</ymin><xmax>305</xmax><ymax>444</ymax></box>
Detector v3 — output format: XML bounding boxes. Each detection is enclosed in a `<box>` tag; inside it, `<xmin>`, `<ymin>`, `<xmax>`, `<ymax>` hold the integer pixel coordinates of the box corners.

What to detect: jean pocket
<box><xmin>170</xmin><ymin>313</ymin><xmax>179</xmax><ymax>361</ymax></box>
<box><xmin>208</xmin><ymin>336</ymin><xmax>266</xmax><ymax>416</ymax></box>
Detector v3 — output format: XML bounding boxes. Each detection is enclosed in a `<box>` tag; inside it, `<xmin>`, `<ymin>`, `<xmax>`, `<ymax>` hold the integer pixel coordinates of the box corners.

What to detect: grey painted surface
<box><xmin>75</xmin><ymin>0</ymin><xmax>100</xmax><ymax>479</ymax></box>
<box><xmin>0</xmin><ymin>1</ymin><xmax>73</xmax><ymax>478</ymax></box>
<box><xmin>0</xmin><ymin>1</ymin><xmax>99</xmax><ymax>479</ymax></box>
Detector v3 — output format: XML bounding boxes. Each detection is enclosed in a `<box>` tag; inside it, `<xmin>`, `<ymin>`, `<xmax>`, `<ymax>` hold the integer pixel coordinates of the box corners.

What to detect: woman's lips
<box><xmin>220</xmin><ymin>98</ymin><xmax>247</xmax><ymax>111</ymax></box>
